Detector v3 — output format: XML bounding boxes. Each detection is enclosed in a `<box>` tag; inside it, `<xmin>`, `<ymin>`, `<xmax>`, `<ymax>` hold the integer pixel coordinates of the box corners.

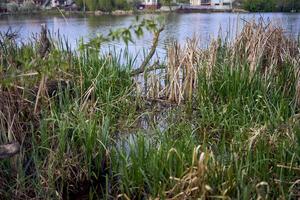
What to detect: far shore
<box><xmin>1</xmin><ymin>7</ymin><xmax>299</xmax><ymax>17</ymax></box>
<box><xmin>0</xmin><ymin>8</ymin><xmax>254</xmax><ymax>17</ymax></box>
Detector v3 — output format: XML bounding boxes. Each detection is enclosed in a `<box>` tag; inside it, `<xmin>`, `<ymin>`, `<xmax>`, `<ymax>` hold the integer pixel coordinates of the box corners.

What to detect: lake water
<box><xmin>0</xmin><ymin>13</ymin><xmax>300</xmax><ymax>62</ymax></box>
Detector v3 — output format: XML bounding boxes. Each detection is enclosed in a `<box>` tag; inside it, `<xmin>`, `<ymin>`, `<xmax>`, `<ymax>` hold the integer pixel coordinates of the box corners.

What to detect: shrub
<box><xmin>85</xmin><ymin>0</ymin><xmax>97</xmax><ymax>11</ymax></box>
<box><xmin>98</xmin><ymin>0</ymin><xmax>113</xmax><ymax>12</ymax></box>
<box><xmin>19</xmin><ymin>1</ymin><xmax>39</xmax><ymax>12</ymax></box>
<box><xmin>6</xmin><ymin>2</ymin><xmax>18</xmax><ymax>12</ymax></box>
<box><xmin>115</xmin><ymin>0</ymin><xmax>128</xmax><ymax>10</ymax></box>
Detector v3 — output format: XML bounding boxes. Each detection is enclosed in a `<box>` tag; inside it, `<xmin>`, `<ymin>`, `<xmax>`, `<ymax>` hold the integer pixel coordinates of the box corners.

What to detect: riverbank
<box><xmin>0</xmin><ymin>7</ymin><xmax>252</xmax><ymax>17</ymax></box>
<box><xmin>0</xmin><ymin>18</ymin><xmax>299</xmax><ymax>199</ymax></box>
<box><xmin>2</xmin><ymin>8</ymin><xmax>299</xmax><ymax>19</ymax></box>
<box><xmin>0</xmin><ymin>9</ymin><xmax>135</xmax><ymax>17</ymax></box>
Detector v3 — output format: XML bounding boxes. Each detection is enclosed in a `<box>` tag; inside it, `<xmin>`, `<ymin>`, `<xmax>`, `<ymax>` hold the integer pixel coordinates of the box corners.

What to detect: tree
<box><xmin>163</xmin><ymin>0</ymin><xmax>172</xmax><ymax>11</ymax></box>
<box><xmin>98</xmin><ymin>0</ymin><xmax>113</xmax><ymax>11</ymax></box>
<box><xmin>115</xmin><ymin>0</ymin><xmax>128</xmax><ymax>9</ymax></box>
<box><xmin>242</xmin><ymin>0</ymin><xmax>300</xmax><ymax>12</ymax></box>
<box><xmin>86</xmin><ymin>0</ymin><xmax>98</xmax><ymax>11</ymax></box>
<box><xmin>74</xmin><ymin>0</ymin><xmax>84</xmax><ymax>9</ymax></box>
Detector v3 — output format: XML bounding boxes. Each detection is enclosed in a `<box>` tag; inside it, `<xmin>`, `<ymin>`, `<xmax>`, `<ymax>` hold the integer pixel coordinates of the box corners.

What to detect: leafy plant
<box><xmin>6</xmin><ymin>2</ymin><xmax>18</xmax><ymax>12</ymax></box>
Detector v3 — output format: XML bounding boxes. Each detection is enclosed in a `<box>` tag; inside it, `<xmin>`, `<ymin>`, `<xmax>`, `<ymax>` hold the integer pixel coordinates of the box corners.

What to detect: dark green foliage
<box><xmin>114</xmin><ymin>0</ymin><xmax>128</xmax><ymax>10</ymax></box>
<box><xmin>243</xmin><ymin>0</ymin><xmax>300</xmax><ymax>12</ymax></box>
<box><xmin>86</xmin><ymin>0</ymin><xmax>98</xmax><ymax>11</ymax></box>
<box><xmin>75</xmin><ymin>0</ymin><xmax>129</xmax><ymax>12</ymax></box>
<box><xmin>74</xmin><ymin>0</ymin><xmax>84</xmax><ymax>9</ymax></box>
<box><xmin>98</xmin><ymin>0</ymin><xmax>113</xmax><ymax>11</ymax></box>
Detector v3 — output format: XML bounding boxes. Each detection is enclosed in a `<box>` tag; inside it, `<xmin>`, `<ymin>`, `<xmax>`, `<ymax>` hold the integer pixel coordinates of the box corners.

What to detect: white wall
<box><xmin>51</xmin><ymin>0</ymin><xmax>59</xmax><ymax>7</ymax></box>
<box><xmin>190</xmin><ymin>0</ymin><xmax>201</xmax><ymax>6</ymax></box>
<box><xmin>144</xmin><ymin>0</ymin><xmax>158</xmax><ymax>5</ymax></box>
<box><xmin>190</xmin><ymin>0</ymin><xmax>233</xmax><ymax>6</ymax></box>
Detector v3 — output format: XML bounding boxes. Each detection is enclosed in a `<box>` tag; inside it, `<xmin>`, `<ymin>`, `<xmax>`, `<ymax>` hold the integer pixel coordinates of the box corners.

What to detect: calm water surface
<box><xmin>0</xmin><ymin>13</ymin><xmax>300</xmax><ymax>62</ymax></box>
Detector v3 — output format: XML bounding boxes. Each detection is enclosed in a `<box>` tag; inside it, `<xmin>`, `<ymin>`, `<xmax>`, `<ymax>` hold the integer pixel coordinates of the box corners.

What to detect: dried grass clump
<box><xmin>296</xmin><ymin>71</ymin><xmax>300</xmax><ymax>108</ymax></box>
<box><xmin>231</xmin><ymin>20</ymin><xmax>300</xmax><ymax>108</ymax></box>
<box><xmin>166</xmin><ymin>38</ymin><xmax>199</xmax><ymax>104</ymax></box>
<box><xmin>147</xmin><ymin>74</ymin><xmax>163</xmax><ymax>99</ymax></box>
<box><xmin>165</xmin><ymin>146</ymin><xmax>213</xmax><ymax>200</ymax></box>
<box><xmin>206</xmin><ymin>38</ymin><xmax>221</xmax><ymax>78</ymax></box>
<box><xmin>142</xmin><ymin>20</ymin><xmax>300</xmax><ymax>107</ymax></box>
<box><xmin>232</xmin><ymin>20</ymin><xmax>300</xmax><ymax>75</ymax></box>
<box><xmin>0</xmin><ymin>89</ymin><xmax>37</xmax><ymax>198</ymax></box>
<box><xmin>0</xmin><ymin>79</ymin><xmax>69</xmax><ymax>145</ymax></box>
<box><xmin>166</xmin><ymin>41</ymin><xmax>183</xmax><ymax>103</ymax></box>
<box><xmin>0</xmin><ymin>89</ymin><xmax>33</xmax><ymax>144</ymax></box>
<box><xmin>144</xmin><ymin>38</ymin><xmax>200</xmax><ymax>105</ymax></box>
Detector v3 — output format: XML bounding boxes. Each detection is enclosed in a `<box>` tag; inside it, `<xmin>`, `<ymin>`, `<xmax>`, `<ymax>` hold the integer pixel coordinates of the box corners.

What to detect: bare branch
<box><xmin>131</xmin><ymin>61</ymin><xmax>165</xmax><ymax>76</ymax></box>
<box><xmin>132</xmin><ymin>27</ymin><xmax>164</xmax><ymax>76</ymax></box>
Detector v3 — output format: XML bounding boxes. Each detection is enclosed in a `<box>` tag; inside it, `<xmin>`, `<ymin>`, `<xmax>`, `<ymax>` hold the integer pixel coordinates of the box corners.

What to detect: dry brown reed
<box><xmin>139</xmin><ymin>20</ymin><xmax>300</xmax><ymax>107</ymax></box>
<box><xmin>142</xmin><ymin>38</ymin><xmax>199</xmax><ymax>105</ymax></box>
<box><xmin>166</xmin><ymin>38</ymin><xmax>199</xmax><ymax>104</ymax></box>
<box><xmin>232</xmin><ymin>20</ymin><xmax>299</xmax><ymax>75</ymax></box>
<box><xmin>165</xmin><ymin>146</ymin><xmax>213</xmax><ymax>200</ymax></box>
<box><xmin>232</xmin><ymin>20</ymin><xmax>300</xmax><ymax>109</ymax></box>
<box><xmin>0</xmin><ymin>89</ymin><xmax>31</xmax><ymax>144</ymax></box>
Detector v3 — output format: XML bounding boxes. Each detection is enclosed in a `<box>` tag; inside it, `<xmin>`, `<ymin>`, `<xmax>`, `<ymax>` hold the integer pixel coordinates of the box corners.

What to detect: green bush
<box><xmin>98</xmin><ymin>0</ymin><xmax>113</xmax><ymax>11</ymax></box>
<box><xmin>6</xmin><ymin>2</ymin><xmax>18</xmax><ymax>12</ymax></box>
<box><xmin>77</xmin><ymin>0</ymin><xmax>132</xmax><ymax>12</ymax></box>
<box><xmin>115</xmin><ymin>0</ymin><xmax>128</xmax><ymax>10</ymax></box>
<box><xmin>19</xmin><ymin>1</ymin><xmax>39</xmax><ymax>12</ymax></box>
<box><xmin>243</xmin><ymin>0</ymin><xmax>299</xmax><ymax>12</ymax></box>
<box><xmin>86</xmin><ymin>0</ymin><xmax>98</xmax><ymax>11</ymax></box>
<box><xmin>74</xmin><ymin>0</ymin><xmax>84</xmax><ymax>9</ymax></box>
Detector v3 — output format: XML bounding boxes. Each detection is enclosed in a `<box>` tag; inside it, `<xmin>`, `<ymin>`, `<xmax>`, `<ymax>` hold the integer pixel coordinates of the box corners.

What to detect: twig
<box><xmin>34</xmin><ymin>74</ymin><xmax>46</xmax><ymax>114</ymax></box>
<box><xmin>276</xmin><ymin>164</ymin><xmax>300</xmax><ymax>171</ymax></box>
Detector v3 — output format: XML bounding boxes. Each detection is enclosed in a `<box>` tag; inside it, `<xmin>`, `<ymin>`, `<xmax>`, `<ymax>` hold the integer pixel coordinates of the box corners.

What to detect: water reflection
<box><xmin>0</xmin><ymin>13</ymin><xmax>299</xmax><ymax>58</ymax></box>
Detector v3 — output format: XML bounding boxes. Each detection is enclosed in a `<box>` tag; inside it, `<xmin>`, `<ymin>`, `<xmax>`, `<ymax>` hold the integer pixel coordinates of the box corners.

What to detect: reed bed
<box><xmin>143</xmin><ymin>20</ymin><xmax>300</xmax><ymax>107</ymax></box>
<box><xmin>0</xmin><ymin>19</ymin><xmax>299</xmax><ymax>199</ymax></box>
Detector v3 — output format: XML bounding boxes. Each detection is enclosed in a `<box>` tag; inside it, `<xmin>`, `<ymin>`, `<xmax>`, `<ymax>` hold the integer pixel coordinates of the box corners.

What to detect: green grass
<box><xmin>0</xmin><ymin>27</ymin><xmax>299</xmax><ymax>200</ymax></box>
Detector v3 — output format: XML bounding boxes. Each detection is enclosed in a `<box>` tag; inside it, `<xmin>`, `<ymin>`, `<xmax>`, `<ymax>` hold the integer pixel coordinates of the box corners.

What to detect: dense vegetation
<box><xmin>75</xmin><ymin>0</ymin><xmax>132</xmax><ymax>11</ymax></box>
<box><xmin>73</xmin><ymin>0</ymin><xmax>300</xmax><ymax>12</ymax></box>
<box><xmin>242</xmin><ymin>0</ymin><xmax>300</xmax><ymax>12</ymax></box>
<box><xmin>69</xmin><ymin>0</ymin><xmax>300</xmax><ymax>12</ymax></box>
<box><xmin>0</xmin><ymin>19</ymin><xmax>299</xmax><ymax>199</ymax></box>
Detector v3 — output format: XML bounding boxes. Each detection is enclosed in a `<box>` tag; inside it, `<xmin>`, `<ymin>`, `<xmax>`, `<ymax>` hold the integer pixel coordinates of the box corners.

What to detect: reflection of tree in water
<box><xmin>163</xmin><ymin>13</ymin><xmax>181</xmax><ymax>49</ymax></box>
<box><xmin>201</xmin><ymin>0</ymin><xmax>211</xmax><ymax>4</ymax></box>
<box><xmin>86</xmin><ymin>15</ymin><xmax>129</xmax><ymax>29</ymax></box>
<box><xmin>162</xmin><ymin>13</ymin><xmax>223</xmax><ymax>49</ymax></box>
<box><xmin>86</xmin><ymin>15</ymin><xmax>132</xmax><ymax>38</ymax></box>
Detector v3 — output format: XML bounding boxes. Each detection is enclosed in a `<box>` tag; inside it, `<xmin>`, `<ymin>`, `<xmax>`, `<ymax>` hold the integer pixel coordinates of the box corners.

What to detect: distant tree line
<box><xmin>242</xmin><ymin>0</ymin><xmax>300</xmax><ymax>12</ymax></box>
<box><xmin>75</xmin><ymin>0</ymin><xmax>137</xmax><ymax>11</ymax></box>
<box><xmin>74</xmin><ymin>0</ymin><xmax>300</xmax><ymax>12</ymax></box>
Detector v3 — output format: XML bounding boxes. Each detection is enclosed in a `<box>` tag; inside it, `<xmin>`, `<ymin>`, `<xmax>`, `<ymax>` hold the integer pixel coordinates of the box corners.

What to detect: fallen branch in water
<box><xmin>0</xmin><ymin>141</ymin><xmax>20</xmax><ymax>159</ymax></box>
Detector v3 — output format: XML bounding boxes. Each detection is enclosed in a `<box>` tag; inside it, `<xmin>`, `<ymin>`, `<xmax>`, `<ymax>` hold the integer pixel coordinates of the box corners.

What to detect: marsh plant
<box><xmin>0</xmin><ymin>18</ymin><xmax>299</xmax><ymax>199</ymax></box>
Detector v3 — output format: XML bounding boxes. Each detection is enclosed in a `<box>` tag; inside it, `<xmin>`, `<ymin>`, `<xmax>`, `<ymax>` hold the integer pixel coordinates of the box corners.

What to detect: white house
<box><xmin>190</xmin><ymin>0</ymin><xmax>233</xmax><ymax>7</ymax></box>
<box><xmin>51</xmin><ymin>0</ymin><xmax>59</xmax><ymax>7</ymax></box>
<box><xmin>144</xmin><ymin>0</ymin><xmax>158</xmax><ymax>6</ymax></box>
<box><xmin>51</xmin><ymin>0</ymin><xmax>74</xmax><ymax>7</ymax></box>
<box><xmin>141</xmin><ymin>0</ymin><xmax>160</xmax><ymax>9</ymax></box>
<box><xmin>211</xmin><ymin>0</ymin><xmax>232</xmax><ymax>6</ymax></box>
